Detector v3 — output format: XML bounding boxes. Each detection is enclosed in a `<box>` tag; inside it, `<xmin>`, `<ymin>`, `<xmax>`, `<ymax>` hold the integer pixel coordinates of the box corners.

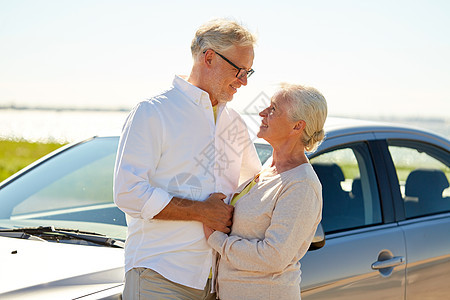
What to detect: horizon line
<box><xmin>0</xmin><ymin>104</ymin><xmax>448</xmax><ymax>122</ymax></box>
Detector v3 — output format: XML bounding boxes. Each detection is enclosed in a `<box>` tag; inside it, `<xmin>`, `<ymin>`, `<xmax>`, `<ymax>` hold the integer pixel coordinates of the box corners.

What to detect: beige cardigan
<box><xmin>208</xmin><ymin>163</ymin><xmax>322</xmax><ymax>300</ymax></box>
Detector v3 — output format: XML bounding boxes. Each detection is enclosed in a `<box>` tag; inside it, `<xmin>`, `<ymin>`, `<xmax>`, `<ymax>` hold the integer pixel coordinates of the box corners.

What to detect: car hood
<box><xmin>0</xmin><ymin>236</ymin><xmax>124</xmax><ymax>299</ymax></box>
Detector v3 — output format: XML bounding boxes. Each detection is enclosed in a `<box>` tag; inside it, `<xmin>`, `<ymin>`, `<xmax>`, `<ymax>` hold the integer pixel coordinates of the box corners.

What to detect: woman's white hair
<box><xmin>278</xmin><ymin>83</ymin><xmax>328</xmax><ymax>153</ymax></box>
<box><xmin>191</xmin><ymin>19</ymin><xmax>257</xmax><ymax>60</ymax></box>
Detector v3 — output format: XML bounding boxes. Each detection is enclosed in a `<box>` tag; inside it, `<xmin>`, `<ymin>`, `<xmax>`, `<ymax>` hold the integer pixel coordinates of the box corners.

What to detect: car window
<box><xmin>310</xmin><ymin>142</ymin><xmax>382</xmax><ymax>233</ymax></box>
<box><xmin>255</xmin><ymin>143</ymin><xmax>273</xmax><ymax>165</ymax></box>
<box><xmin>387</xmin><ymin>140</ymin><xmax>450</xmax><ymax>218</ymax></box>
<box><xmin>0</xmin><ymin>137</ymin><xmax>127</xmax><ymax>239</ymax></box>
<box><xmin>12</xmin><ymin>154</ymin><xmax>115</xmax><ymax>215</ymax></box>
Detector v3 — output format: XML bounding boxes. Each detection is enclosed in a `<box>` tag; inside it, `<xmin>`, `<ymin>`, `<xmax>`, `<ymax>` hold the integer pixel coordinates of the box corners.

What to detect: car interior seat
<box><xmin>349</xmin><ymin>178</ymin><xmax>365</xmax><ymax>226</ymax></box>
<box><xmin>405</xmin><ymin>169</ymin><xmax>450</xmax><ymax>217</ymax></box>
<box><xmin>312</xmin><ymin>163</ymin><xmax>351</xmax><ymax>232</ymax></box>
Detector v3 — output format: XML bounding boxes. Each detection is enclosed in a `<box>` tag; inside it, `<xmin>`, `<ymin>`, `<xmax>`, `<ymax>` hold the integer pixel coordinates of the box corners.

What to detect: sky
<box><xmin>1</xmin><ymin>0</ymin><xmax>450</xmax><ymax>119</ymax></box>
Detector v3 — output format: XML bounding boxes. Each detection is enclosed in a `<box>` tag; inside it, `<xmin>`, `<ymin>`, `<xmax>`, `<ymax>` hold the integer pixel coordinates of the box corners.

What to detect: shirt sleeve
<box><xmin>113</xmin><ymin>100</ymin><xmax>173</xmax><ymax>220</ymax></box>
<box><xmin>207</xmin><ymin>179</ymin><xmax>321</xmax><ymax>273</ymax></box>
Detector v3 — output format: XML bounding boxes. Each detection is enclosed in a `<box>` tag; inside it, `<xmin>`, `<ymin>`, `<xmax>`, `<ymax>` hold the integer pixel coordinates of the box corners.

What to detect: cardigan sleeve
<box><xmin>207</xmin><ymin>179</ymin><xmax>321</xmax><ymax>273</ymax></box>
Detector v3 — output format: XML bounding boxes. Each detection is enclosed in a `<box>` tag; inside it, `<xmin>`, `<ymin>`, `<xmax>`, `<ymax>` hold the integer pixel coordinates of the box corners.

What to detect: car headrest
<box><xmin>312</xmin><ymin>162</ymin><xmax>345</xmax><ymax>185</ymax></box>
<box><xmin>351</xmin><ymin>178</ymin><xmax>363</xmax><ymax>198</ymax></box>
<box><xmin>405</xmin><ymin>169</ymin><xmax>449</xmax><ymax>198</ymax></box>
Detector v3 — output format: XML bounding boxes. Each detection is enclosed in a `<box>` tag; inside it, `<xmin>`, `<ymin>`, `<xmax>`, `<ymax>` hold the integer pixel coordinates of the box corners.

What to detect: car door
<box><xmin>385</xmin><ymin>139</ymin><xmax>450</xmax><ymax>299</ymax></box>
<box><xmin>300</xmin><ymin>136</ymin><xmax>406</xmax><ymax>300</ymax></box>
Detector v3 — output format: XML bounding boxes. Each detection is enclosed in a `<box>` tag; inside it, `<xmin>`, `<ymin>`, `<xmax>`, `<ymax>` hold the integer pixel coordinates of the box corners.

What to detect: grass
<box><xmin>0</xmin><ymin>139</ymin><xmax>65</xmax><ymax>182</ymax></box>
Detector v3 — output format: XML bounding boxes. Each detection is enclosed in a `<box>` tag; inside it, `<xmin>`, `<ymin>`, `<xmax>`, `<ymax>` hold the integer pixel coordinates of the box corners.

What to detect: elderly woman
<box><xmin>204</xmin><ymin>83</ymin><xmax>328</xmax><ymax>300</ymax></box>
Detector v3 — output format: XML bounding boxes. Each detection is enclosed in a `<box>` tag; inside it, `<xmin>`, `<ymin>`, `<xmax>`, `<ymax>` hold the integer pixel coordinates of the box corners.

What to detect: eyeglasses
<box><xmin>203</xmin><ymin>49</ymin><xmax>254</xmax><ymax>79</ymax></box>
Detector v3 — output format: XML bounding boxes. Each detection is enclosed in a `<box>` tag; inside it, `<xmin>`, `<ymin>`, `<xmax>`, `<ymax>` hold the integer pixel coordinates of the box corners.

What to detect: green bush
<box><xmin>0</xmin><ymin>139</ymin><xmax>65</xmax><ymax>182</ymax></box>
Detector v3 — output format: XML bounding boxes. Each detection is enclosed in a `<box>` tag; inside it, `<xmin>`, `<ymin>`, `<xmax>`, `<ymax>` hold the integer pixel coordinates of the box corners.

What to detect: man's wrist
<box><xmin>154</xmin><ymin>197</ymin><xmax>201</xmax><ymax>221</ymax></box>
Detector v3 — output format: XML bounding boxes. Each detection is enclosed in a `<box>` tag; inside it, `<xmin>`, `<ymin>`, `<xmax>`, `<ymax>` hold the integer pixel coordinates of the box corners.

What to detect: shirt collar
<box><xmin>173</xmin><ymin>75</ymin><xmax>211</xmax><ymax>106</ymax></box>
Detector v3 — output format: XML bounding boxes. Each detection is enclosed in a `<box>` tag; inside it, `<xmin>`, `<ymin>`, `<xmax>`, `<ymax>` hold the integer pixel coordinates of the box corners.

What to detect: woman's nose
<box><xmin>259</xmin><ymin>108</ymin><xmax>268</xmax><ymax>117</ymax></box>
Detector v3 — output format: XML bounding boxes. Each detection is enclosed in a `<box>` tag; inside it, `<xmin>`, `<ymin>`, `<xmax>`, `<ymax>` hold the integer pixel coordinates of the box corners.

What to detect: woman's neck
<box><xmin>270</xmin><ymin>140</ymin><xmax>308</xmax><ymax>174</ymax></box>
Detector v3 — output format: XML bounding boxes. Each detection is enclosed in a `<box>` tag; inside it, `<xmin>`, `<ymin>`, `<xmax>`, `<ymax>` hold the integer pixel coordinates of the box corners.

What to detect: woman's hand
<box><xmin>203</xmin><ymin>224</ymin><xmax>215</xmax><ymax>240</ymax></box>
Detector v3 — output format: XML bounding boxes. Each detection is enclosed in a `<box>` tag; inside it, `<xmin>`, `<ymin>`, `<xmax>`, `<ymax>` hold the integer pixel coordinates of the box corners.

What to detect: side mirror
<box><xmin>308</xmin><ymin>223</ymin><xmax>325</xmax><ymax>251</ymax></box>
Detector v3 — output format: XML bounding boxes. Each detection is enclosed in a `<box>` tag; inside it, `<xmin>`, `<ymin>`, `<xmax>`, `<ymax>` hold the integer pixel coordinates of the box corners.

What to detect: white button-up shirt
<box><xmin>113</xmin><ymin>75</ymin><xmax>261</xmax><ymax>289</ymax></box>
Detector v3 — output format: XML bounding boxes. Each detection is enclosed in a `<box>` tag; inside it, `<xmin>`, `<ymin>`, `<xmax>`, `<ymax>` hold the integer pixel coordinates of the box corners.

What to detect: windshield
<box><xmin>0</xmin><ymin>137</ymin><xmax>126</xmax><ymax>241</ymax></box>
<box><xmin>0</xmin><ymin>138</ymin><xmax>273</xmax><ymax>243</ymax></box>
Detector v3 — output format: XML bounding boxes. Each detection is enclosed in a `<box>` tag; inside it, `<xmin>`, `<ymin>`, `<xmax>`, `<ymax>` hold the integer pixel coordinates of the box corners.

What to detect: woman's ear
<box><xmin>293</xmin><ymin>120</ymin><xmax>306</xmax><ymax>131</ymax></box>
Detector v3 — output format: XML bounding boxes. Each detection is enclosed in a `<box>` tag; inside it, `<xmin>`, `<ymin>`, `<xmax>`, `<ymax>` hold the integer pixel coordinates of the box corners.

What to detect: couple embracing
<box><xmin>114</xmin><ymin>18</ymin><xmax>327</xmax><ymax>300</ymax></box>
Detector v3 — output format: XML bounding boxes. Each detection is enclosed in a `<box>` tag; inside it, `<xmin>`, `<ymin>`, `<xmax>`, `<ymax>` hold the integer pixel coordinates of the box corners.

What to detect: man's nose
<box><xmin>238</xmin><ymin>75</ymin><xmax>248</xmax><ymax>86</ymax></box>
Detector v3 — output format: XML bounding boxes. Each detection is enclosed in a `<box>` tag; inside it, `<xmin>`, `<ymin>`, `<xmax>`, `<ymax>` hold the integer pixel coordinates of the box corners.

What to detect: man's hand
<box><xmin>199</xmin><ymin>193</ymin><xmax>234</xmax><ymax>233</ymax></box>
<box><xmin>153</xmin><ymin>192</ymin><xmax>233</xmax><ymax>233</ymax></box>
<box><xmin>203</xmin><ymin>224</ymin><xmax>215</xmax><ymax>240</ymax></box>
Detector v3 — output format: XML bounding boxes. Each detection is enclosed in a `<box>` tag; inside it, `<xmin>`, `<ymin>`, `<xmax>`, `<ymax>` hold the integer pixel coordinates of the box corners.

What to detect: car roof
<box><xmin>324</xmin><ymin>117</ymin><xmax>426</xmax><ymax>137</ymax></box>
<box><xmin>243</xmin><ymin>115</ymin><xmax>449</xmax><ymax>149</ymax></box>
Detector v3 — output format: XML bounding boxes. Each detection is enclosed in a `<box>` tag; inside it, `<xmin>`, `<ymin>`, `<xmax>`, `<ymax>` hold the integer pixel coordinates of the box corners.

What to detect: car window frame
<box><xmin>383</xmin><ymin>138</ymin><xmax>450</xmax><ymax>221</ymax></box>
<box><xmin>367</xmin><ymin>139</ymin><xmax>402</xmax><ymax>223</ymax></box>
<box><xmin>372</xmin><ymin>129</ymin><xmax>450</xmax><ymax>221</ymax></box>
<box><xmin>310</xmin><ymin>141</ymin><xmax>383</xmax><ymax>233</ymax></box>
<box><xmin>311</xmin><ymin>132</ymin><xmax>396</xmax><ymax>234</ymax></box>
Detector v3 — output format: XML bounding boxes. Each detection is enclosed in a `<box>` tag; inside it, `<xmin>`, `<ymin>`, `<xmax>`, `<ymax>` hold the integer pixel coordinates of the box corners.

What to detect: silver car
<box><xmin>300</xmin><ymin>117</ymin><xmax>450</xmax><ymax>299</ymax></box>
<box><xmin>0</xmin><ymin>117</ymin><xmax>449</xmax><ymax>299</ymax></box>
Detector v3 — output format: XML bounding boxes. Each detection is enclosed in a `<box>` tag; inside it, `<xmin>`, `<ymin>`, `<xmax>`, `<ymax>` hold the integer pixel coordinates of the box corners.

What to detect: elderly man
<box><xmin>114</xmin><ymin>19</ymin><xmax>261</xmax><ymax>299</ymax></box>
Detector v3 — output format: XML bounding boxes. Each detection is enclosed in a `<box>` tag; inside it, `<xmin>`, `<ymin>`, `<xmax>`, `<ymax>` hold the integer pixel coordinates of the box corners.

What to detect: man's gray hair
<box><xmin>191</xmin><ymin>19</ymin><xmax>257</xmax><ymax>59</ymax></box>
<box><xmin>278</xmin><ymin>83</ymin><xmax>328</xmax><ymax>153</ymax></box>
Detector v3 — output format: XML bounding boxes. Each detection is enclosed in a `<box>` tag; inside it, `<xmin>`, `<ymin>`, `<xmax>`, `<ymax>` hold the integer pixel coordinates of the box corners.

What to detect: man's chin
<box><xmin>217</xmin><ymin>94</ymin><xmax>234</xmax><ymax>104</ymax></box>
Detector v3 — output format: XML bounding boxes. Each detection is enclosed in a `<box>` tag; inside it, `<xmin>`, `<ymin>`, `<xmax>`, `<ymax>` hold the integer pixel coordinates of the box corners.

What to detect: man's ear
<box><xmin>203</xmin><ymin>50</ymin><xmax>214</xmax><ymax>66</ymax></box>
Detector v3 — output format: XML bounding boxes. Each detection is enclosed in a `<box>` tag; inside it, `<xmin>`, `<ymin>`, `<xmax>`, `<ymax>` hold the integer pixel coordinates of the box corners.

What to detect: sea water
<box><xmin>0</xmin><ymin>109</ymin><xmax>449</xmax><ymax>143</ymax></box>
<box><xmin>0</xmin><ymin>109</ymin><xmax>128</xmax><ymax>143</ymax></box>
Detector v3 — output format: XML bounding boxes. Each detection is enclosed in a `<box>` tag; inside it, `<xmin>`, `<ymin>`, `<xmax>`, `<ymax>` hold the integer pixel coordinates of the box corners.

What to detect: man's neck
<box><xmin>187</xmin><ymin>72</ymin><xmax>218</xmax><ymax>106</ymax></box>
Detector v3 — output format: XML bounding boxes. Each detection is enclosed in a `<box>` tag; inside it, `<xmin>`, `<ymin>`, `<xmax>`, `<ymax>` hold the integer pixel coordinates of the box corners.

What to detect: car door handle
<box><xmin>371</xmin><ymin>256</ymin><xmax>405</xmax><ymax>270</ymax></box>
